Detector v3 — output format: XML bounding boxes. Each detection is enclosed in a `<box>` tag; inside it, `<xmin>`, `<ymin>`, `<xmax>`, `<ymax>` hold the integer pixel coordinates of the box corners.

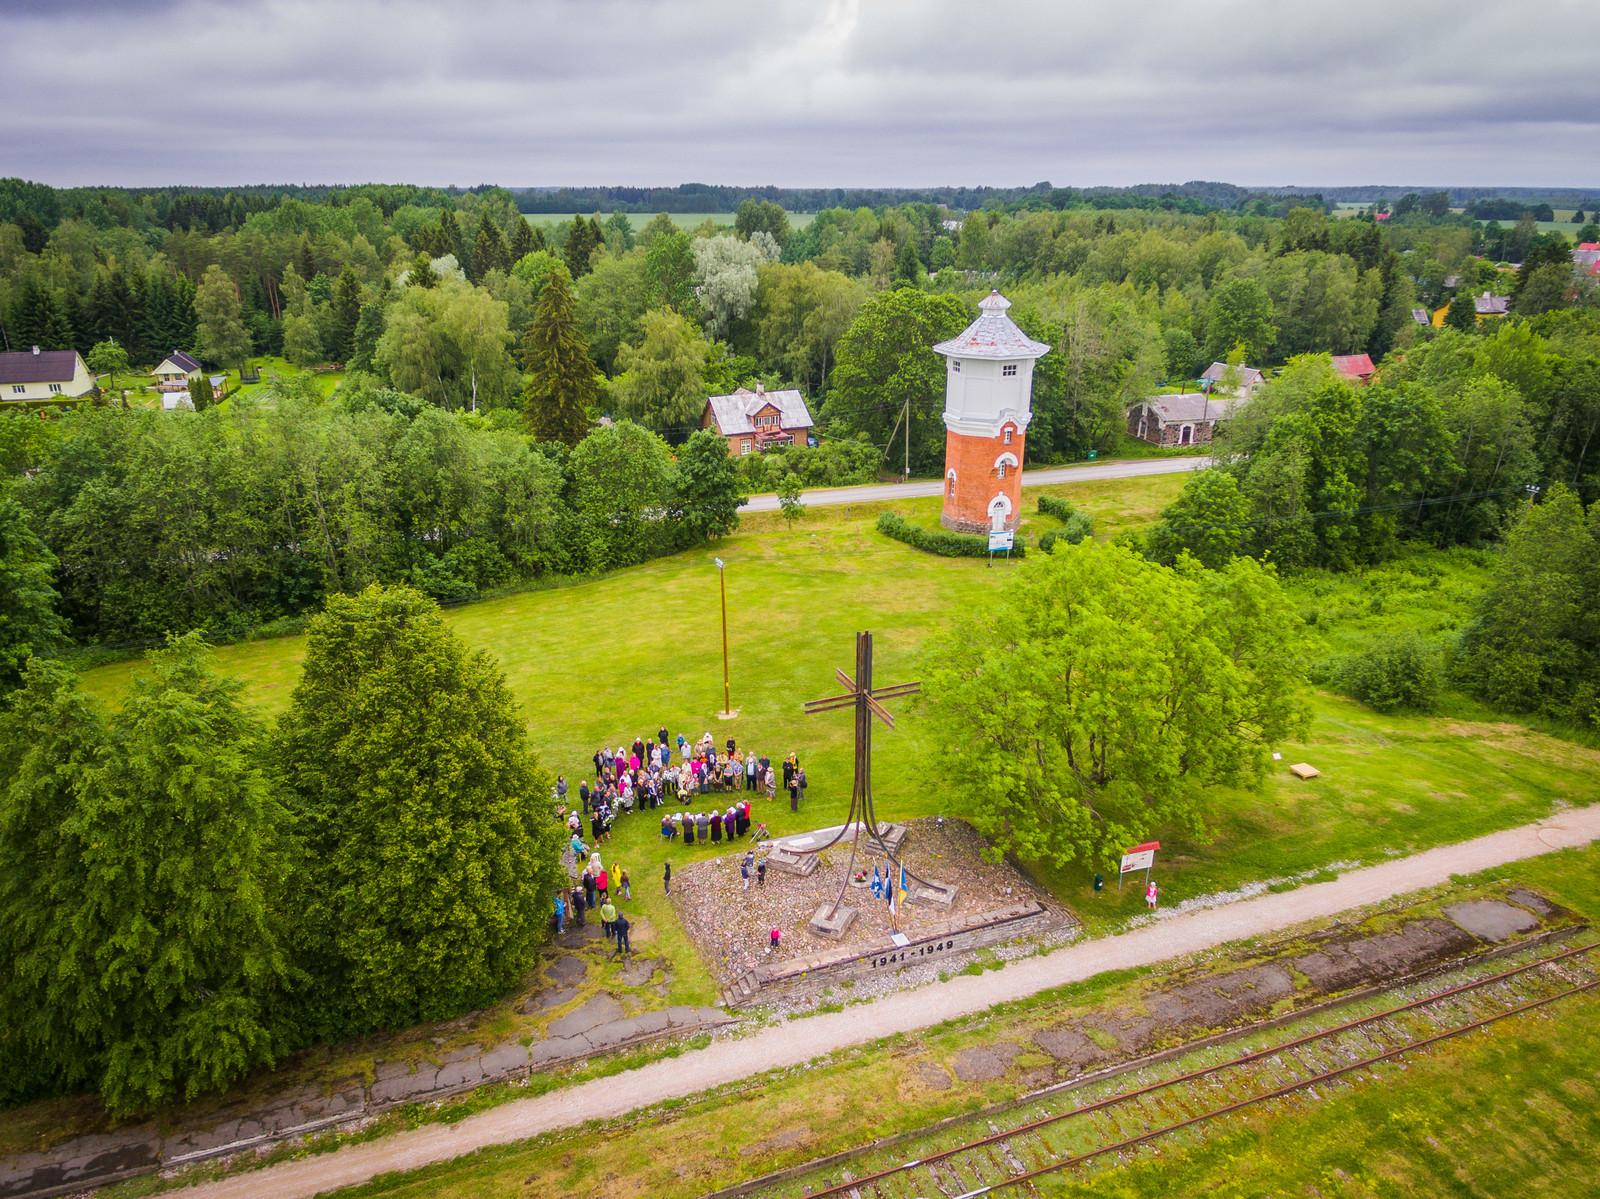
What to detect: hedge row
<box><xmin>1036</xmin><ymin>494</ymin><xmax>1095</xmax><ymax>553</ymax></box>
<box><xmin>875</xmin><ymin>511</ymin><xmax>1027</xmax><ymax>558</ymax></box>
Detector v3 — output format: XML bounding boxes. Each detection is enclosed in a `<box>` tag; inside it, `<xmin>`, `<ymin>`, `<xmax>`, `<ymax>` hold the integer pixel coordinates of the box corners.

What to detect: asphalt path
<box><xmin>740</xmin><ymin>455</ymin><xmax>1208</xmax><ymax>512</ymax></box>
<box><xmin>170</xmin><ymin>803</ymin><xmax>1600</xmax><ymax>1199</ymax></box>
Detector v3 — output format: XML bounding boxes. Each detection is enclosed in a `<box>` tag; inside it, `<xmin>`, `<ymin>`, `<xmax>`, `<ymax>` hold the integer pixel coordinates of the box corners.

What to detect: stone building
<box><xmin>932</xmin><ymin>290</ymin><xmax>1050</xmax><ymax>533</ymax></box>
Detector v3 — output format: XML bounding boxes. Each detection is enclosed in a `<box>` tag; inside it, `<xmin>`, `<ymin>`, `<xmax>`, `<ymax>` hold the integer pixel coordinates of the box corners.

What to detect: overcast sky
<box><xmin>4</xmin><ymin>0</ymin><xmax>1595</xmax><ymax>189</ymax></box>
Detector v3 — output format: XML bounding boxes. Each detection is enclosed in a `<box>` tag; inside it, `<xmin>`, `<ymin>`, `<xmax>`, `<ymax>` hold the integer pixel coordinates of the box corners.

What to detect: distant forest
<box><xmin>7</xmin><ymin>178</ymin><xmax>1599</xmax><ymax>238</ymax></box>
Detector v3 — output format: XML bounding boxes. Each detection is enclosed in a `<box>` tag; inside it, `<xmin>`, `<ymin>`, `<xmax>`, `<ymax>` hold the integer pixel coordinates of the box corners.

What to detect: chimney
<box><xmin>755</xmin><ymin>381</ymin><xmax>764</xmax><ymax>396</ymax></box>
<box><xmin>32</xmin><ymin>345</ymin><xmax>40</xmax><ymax>355</ymax></box>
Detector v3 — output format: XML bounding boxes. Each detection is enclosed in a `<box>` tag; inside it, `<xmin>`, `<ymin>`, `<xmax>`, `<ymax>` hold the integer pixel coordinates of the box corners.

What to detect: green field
<box><xmin>76</xmin><ymin>475</ymin><xmax>1600</xmax><ymax>943</ymax></box>
<box><xmin>522</xmin><ymin>210</ymin><xmax>816</xmax><ymax>232</ymax></box>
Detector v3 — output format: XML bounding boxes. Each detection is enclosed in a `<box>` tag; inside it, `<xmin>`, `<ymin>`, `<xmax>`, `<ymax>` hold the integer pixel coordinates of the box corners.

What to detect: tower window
<box><xmin>997</xmin><ymin>462</ymin><xmax>1007</xmax><ymax>479</ymax></box>
<box><xmin>1003</xmin><ymin>427</ymin><xmax>1013</xmax><ymax>445</ymax></box>
<box><xmin>951</xmin><ymin>360</ymin><xmax>961</xmax><ymax>373</ymax></box>
<box><xmin>1002</xmin><ymin>364</ymin><xmax>1018</xmax><ymax>377</ymax></box>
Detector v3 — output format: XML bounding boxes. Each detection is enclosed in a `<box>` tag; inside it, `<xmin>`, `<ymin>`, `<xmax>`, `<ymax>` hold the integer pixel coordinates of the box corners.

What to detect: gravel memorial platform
<box><xmin>669</xmin><ymin>817</ymin><xmax>1073</xmax><ymax>1002</ymax></box>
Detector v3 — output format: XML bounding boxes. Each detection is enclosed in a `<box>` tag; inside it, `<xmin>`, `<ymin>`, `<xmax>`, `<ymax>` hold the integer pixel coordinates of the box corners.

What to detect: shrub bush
<box><xmin>876</xmin><ymin>512</ymin><xmax>1026</xmax><ymax>558</ymax></box>
<box><xmin>1337</xmin><ymin>635</ymin><xmax>1443</xmax><ymax>712</ymax></box>
<box><xmin>1036</xmin><ymin>495</ymin><xmax>1094</xmax><ymax>547</ymax></box>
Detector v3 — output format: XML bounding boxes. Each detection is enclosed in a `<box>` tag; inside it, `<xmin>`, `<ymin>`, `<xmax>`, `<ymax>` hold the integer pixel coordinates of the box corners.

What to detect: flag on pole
<box><xmin>898</xmin><ymin>863</ymin><xmax>908</xmax><ymax>910</ymax></box>
<box><xmin>870</xmin><ymin>864</ymin><xmax>882</xmax><ymax>899</ymax></box>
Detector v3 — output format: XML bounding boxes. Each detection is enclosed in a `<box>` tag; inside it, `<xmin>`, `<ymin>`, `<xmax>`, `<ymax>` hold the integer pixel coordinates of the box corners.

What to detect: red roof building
<box><xmin>1330</xmin><ymin>353</ymin><xmax>1376</xmax><ymax>385</ymax></box>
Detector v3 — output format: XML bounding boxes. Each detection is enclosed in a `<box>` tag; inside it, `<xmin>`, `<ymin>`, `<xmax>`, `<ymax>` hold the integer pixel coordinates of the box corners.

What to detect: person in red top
<box><xmin>597</xmin><ymin>867</ymin><xmax>609</xmax><ymax>899</ymax></box>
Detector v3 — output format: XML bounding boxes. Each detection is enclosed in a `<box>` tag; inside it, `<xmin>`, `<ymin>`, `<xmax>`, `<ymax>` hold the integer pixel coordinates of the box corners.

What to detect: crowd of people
<box><xmin>549</xmin><ymin>726</ymin><xmax>812</xmax><ymax>957</ymax></box>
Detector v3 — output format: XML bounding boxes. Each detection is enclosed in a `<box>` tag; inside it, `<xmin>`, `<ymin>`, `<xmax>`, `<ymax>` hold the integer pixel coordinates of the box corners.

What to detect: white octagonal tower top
<box><xmin>934</xmin><ymin>290</ymin><xmax>1050</xmax><ymax>438</ymax></box>
<box><xmin>932</xmin><ymin>290</ymin><xmax>1051</xmax><ymax>361</ymax></box>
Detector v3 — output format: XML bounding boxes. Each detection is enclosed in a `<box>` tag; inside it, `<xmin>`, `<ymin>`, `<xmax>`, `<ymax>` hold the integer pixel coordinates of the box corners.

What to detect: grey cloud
<box><xmin>1</xmin><ymin>0</ymin><xmax>1594</xmax><ymax>187</ymax></box>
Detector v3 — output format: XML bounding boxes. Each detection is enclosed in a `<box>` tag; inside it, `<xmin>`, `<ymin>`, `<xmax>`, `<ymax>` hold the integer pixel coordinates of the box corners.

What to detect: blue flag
<box><xmin>870</xmin><ymin>864</ymin><xmax>882</xmax><ymax>899</ymax></box>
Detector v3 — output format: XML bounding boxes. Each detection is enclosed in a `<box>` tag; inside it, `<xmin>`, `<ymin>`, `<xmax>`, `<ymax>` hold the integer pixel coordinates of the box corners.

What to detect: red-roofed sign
<box><xmin>1119</xmin><ymin>842</ymin><xmax>1160</xmax><ymax>874</ymax></box>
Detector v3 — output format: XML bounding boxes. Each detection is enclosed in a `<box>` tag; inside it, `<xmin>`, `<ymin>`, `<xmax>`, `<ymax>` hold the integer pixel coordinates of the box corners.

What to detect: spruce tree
<box><xmin>0</xmin><ymin>639</ymin><xmax>292</xmax><ymax>1115</ymax></box>
<box><xmin>472</xmin><ymin>213</ymin><xmax>508</xmax><ymax>281</ymax></box>
<box><xmin>348</xmin><ymin>302</ymin><xmax>386</xmax><ymax>374</ymax></box>
<box><xmin>508</xmin><ymin>215</ymin><xmax>534</xmax><ymax>263</ymax></box>
<box><xmin>521</xmin><ymin>264</ymin><xmax>597</xmax><ymax>445</ymax></box>
<box><xmin>328</xmin><ymin>267</ymin><xmax>361</xmax><ymax>362</ymax></box>
<box><xmin>5</xmin><ymin>277</ymin><xmax>51</xmax><ymax>349</ymax></box>
<box><xmin>408</xmin><ymin>250</ymin><xmax>438</xmax><ymax>289</ymax></box>
<box><xmin>563</xmin><ymin>215</ymin><xmax>597</xmax><ymax>278</ymax></box>
<box><xmin>1444</xmin><ymin>291</ymin><xmax>1477</xmax><ymax>332</ymax></box>
<box><xmin>273</xmin><ymin>585</ymin><xmax>563</xmax><ymax>1036</ymax></box>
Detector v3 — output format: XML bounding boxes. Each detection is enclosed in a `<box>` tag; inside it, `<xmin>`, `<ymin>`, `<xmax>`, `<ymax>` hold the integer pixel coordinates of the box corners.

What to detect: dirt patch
<box><xmin>751</xmin><ymin>1127</ymin><xmax>813</xmax><ymax>1155</ymax></box>
<box><xmin>616</xmin><ymin>956</ymin><xmax>664</xmax><ymax>987</ymax></box>
<box><xmin>951</xmin><ymin>1041</ymin><xmax>1022</xmax><ymax>1083</ymax></box>
<box><xmin>914</xmin><ymin>1060</ymin><xmax>953</xmax><ymax>1091</ymax></box>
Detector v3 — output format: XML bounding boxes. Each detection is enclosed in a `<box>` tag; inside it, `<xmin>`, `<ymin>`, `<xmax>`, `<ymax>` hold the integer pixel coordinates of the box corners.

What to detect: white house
<box><xmin>0</xmin><ymin>346</ymin><xmax>97</xmax><ymax>402</ymax></box>
<box><xmin>153</xmin><ymin>350</ymin><xmax>204</xmax><ymax>391</ymax></box>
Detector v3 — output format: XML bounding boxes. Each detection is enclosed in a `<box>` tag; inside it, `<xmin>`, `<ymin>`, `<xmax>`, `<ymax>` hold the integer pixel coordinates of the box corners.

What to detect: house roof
<box><xmin>932</xmin><ymin>291</ymin><xmax>1051</xmax><ymax>361</ymax></box>
<box><xmin>0</xmin><ymin>348</ymin><xmax>81</xmax><ymax>385</ymax></box>
<box><xmin>1200</xmin><ymin>361</ymin><xmax>1265</xmax><ymax>386</ymax></box>
<box><xmin>1331</xmin><ymin>353</ymin><xmax>1376</xmax><ymax>379</ymax></box>
<box><xmin>1136</xmin><ymin>393</ymin><xmax>1241</xmax><ymax>426</ymax></box>
<box><xmin>704</xmin><ymin>387</ymin><xmax>814</xmax><ymax>437</ymax></box>
<box><xmin>1411</xmin><ymin>307</ymin><xmax>1431</xmax><ymax>325</ymax></box>
<box><xmin>158</xmin><ymin>350</ymin><xmax>202</xmax><ymax>373</ymax></box>
<box><xmin>1474</xmin><ymin>292</ymin><xmax>1509</xmax><ymax>315</ymax></box>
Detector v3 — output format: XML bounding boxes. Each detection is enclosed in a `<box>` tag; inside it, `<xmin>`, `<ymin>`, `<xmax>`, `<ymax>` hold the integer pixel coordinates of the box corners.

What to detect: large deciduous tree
<box><xmin>0</xmin><ymin>486</ymin><xmax>65</xmax><ymax>692</ymax></box>
<box><xmin>1203</xmin><ymin>276</ymin><xmax>1276</xmax><ymax>365</ymax></box>
<box><xmin>567</xmin><ymin>421</ymin><xmax>676</xmax><ymax>565</ymax></box>
<box><xmin>670</xmin><ymin>429</ymin><xmax>743</xmax><ymax>547</ymax></box>
<box><xmin>194</xmin><ymin>265</ymin><xmax>252</xmax><ymax>370</ymax></box>
<box><xmin>1454</xmin><ymin>484</ymin><xmax>1600</xmax><ymax>724</ymax></box>
<box><xmin>273</xmin><ymin>585</ymin><xmax>563</xmax><ymax>1037</ymax></box>
<box><xmin>608</xmin><ymin>307</ymin><xmax>713</xmax><ymax>438</ymax></box>
<box><xmin>922</xmin><ymin>542</ymin><xmax>1309</xmax><ymax>868</ymax></box>
<box><xmin>826</xmin><ymin>286</ymin><xmax>969</xmax><ymax>474</ymax></box>
<box><xmin>520</xmin><ymin>264</ymin><xmax>597</xmax><ymax>446</ymax></box>
<box><xmin>693</xmin><ymin>235</ymin><xmax>769</xmax><ymax>338</ymax></box>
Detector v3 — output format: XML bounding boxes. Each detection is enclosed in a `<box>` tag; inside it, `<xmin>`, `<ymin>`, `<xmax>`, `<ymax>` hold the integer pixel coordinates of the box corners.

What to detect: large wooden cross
<box><xmin>799</xmin><ymin>631</ymin><xmax>922</xmax><ymax>917</ymax></box>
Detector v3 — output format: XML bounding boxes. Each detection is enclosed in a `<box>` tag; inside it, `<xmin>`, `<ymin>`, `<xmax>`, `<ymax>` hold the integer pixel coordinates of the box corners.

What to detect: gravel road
<box><xmin>740</xmin><ymin>455</ymin><xmax>1208</xmax><ymax>512</ymax></box>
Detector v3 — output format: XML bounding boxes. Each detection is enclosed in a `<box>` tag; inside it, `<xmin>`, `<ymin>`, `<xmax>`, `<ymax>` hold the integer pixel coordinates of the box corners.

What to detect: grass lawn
<box><xmin>92</xmin><ymin>357</ymin><xmax>344</xmax><ymax>410</ymax></box>
<box><xmin>75</xmin><ymin>474</ymin><xmax>1600</xmax><ymax>944</ymax></box>
<box><xmin>522</xmin><ymin>210</ymin><xmax>816</xmax><ymax>232</ymax></box>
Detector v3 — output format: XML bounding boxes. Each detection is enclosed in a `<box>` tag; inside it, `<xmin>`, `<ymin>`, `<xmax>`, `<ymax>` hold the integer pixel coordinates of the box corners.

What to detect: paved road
<box><xmin>740</xmin><ymin>455</ymin><xmax>1208</xmax><ymax>512</ymax></box>
<box><xmin>173</xmin><ymin>803</ymin><xmax>1600</xmax><ymax>1199</ymax></box>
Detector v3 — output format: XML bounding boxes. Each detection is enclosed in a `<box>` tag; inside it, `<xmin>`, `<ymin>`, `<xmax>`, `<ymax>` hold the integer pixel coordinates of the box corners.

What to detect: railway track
<box><xmin>749</xmin><ymin>938</ymin><xmax>1600</xmax><ymax>1199</ymax></box>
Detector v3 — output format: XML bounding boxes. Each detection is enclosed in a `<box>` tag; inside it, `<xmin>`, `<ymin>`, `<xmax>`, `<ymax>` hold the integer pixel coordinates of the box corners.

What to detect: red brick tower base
<box><xmin>940</xmin><ymin>428</ymin><xmax>1025</xmax><ymax>533</ymax></box>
